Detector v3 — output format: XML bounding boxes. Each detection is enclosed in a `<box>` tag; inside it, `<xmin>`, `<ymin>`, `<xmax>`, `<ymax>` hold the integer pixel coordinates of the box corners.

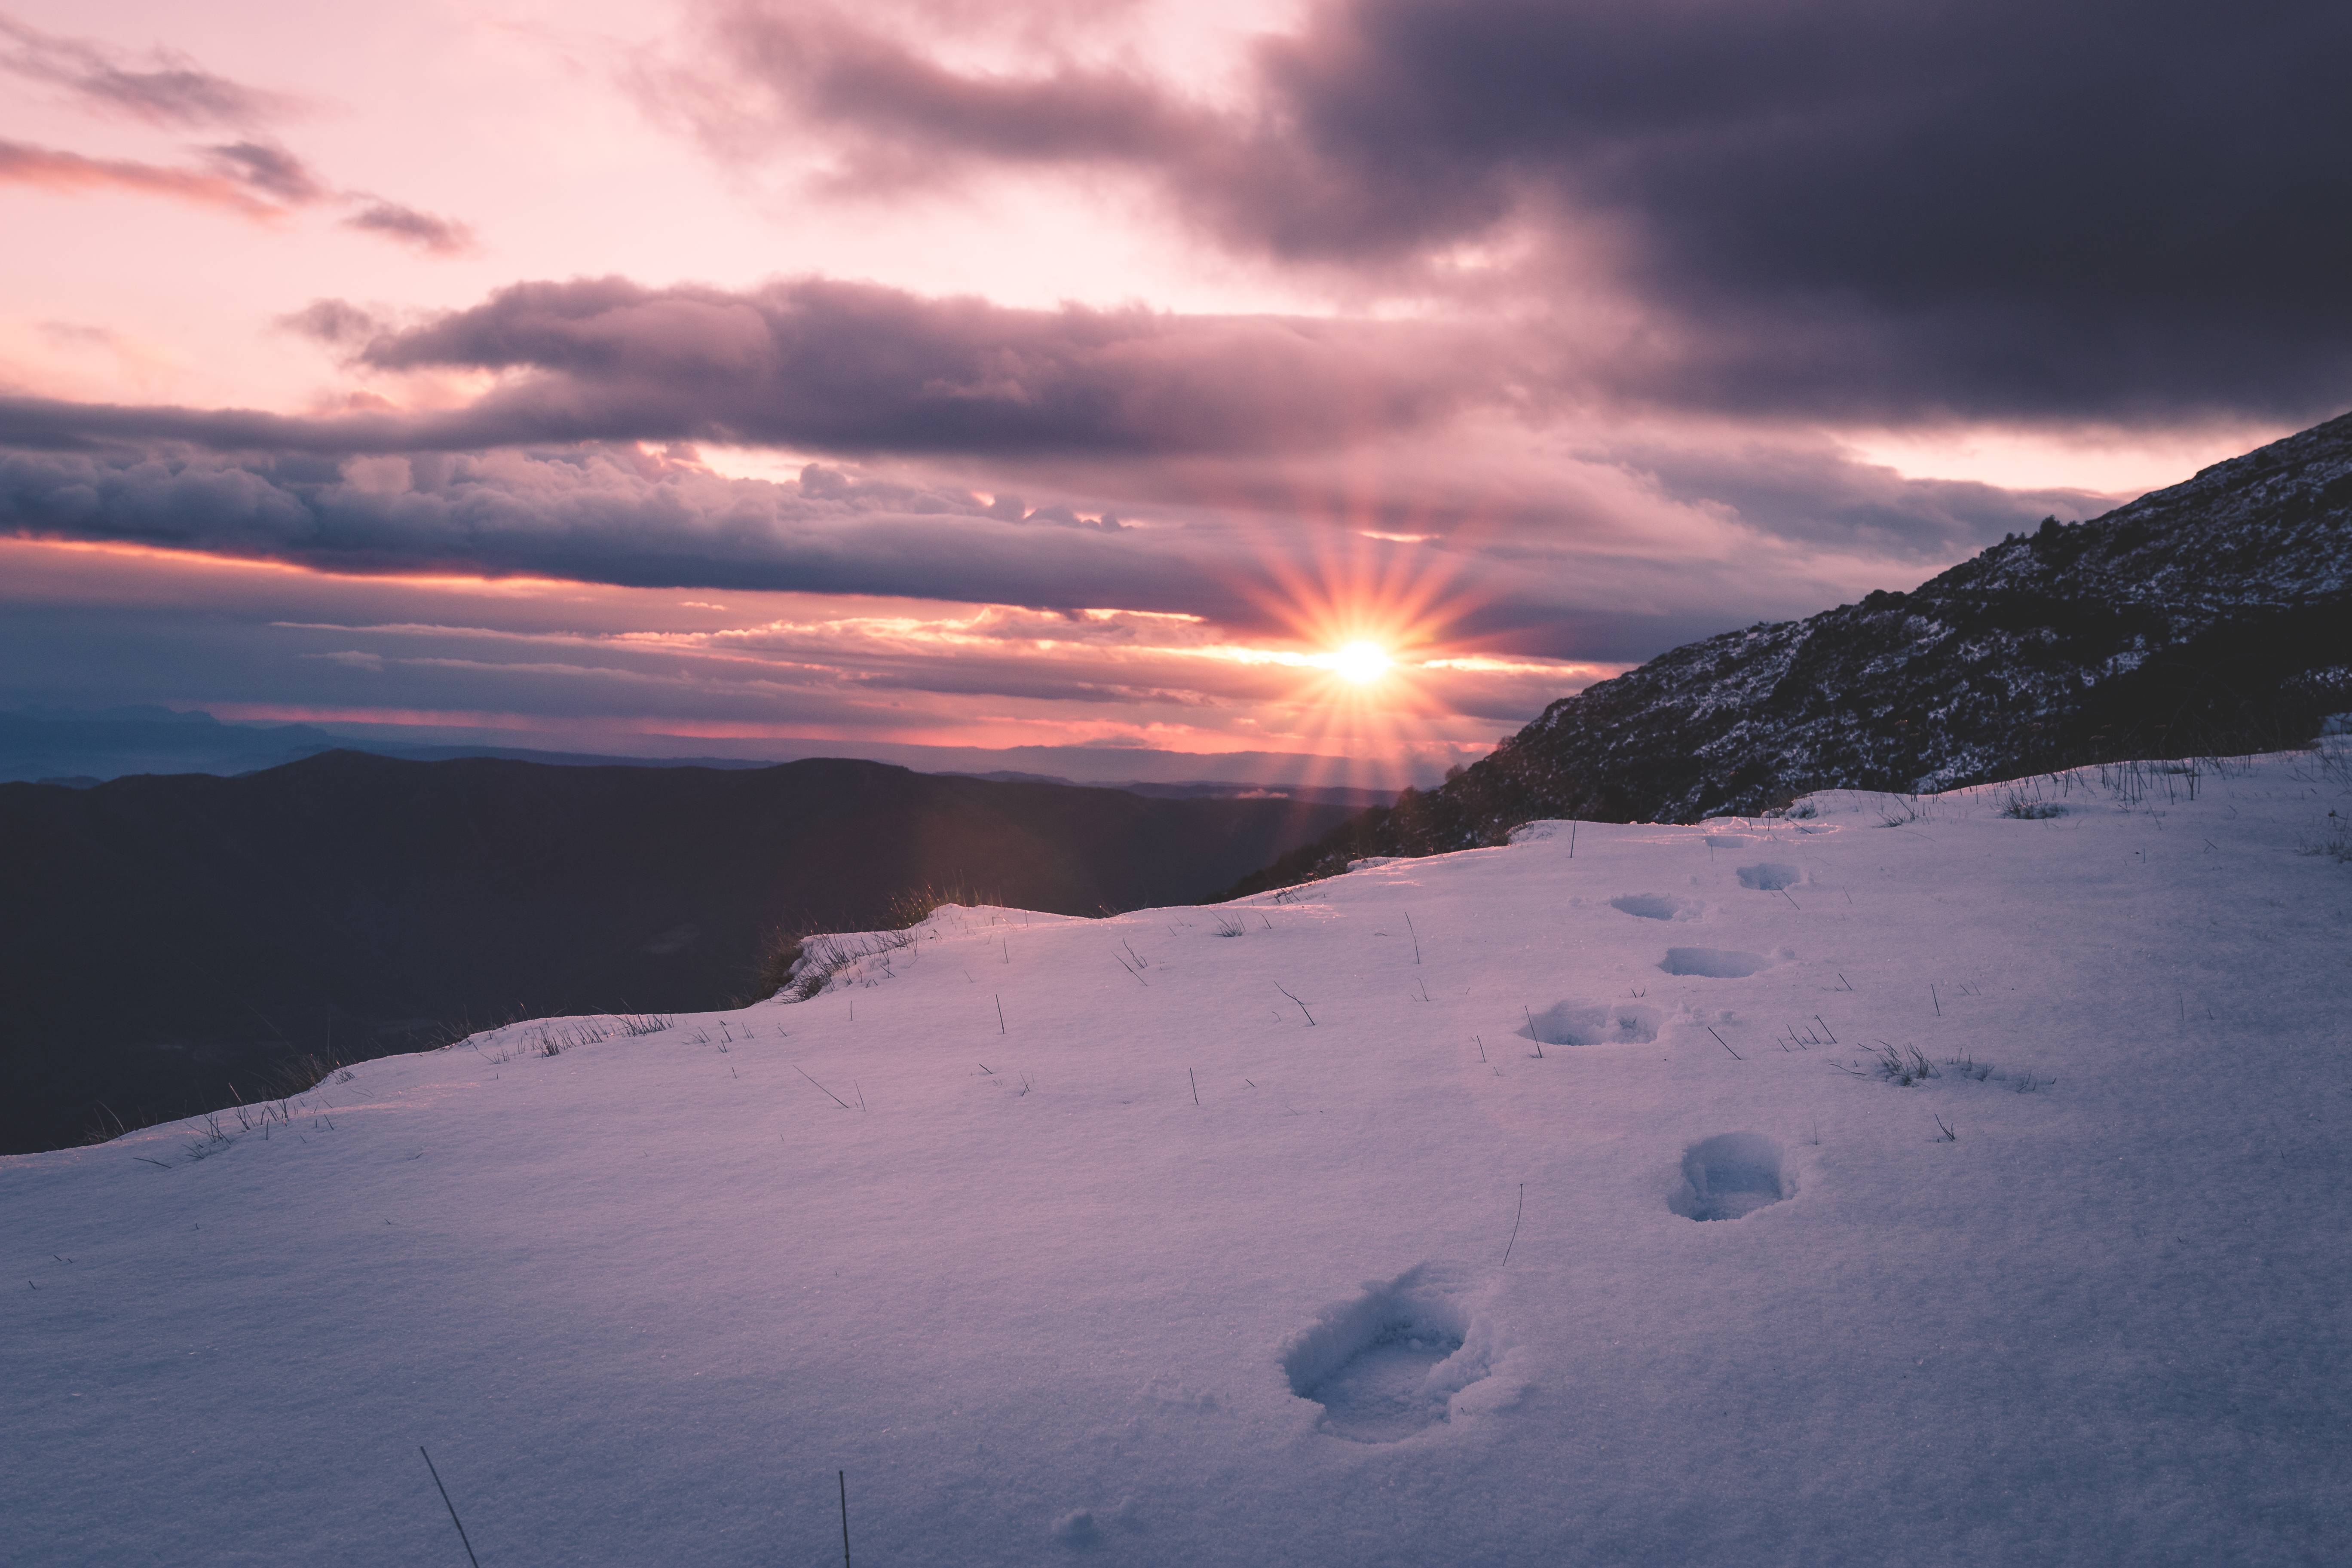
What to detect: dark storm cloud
<box><xmin>675</xmin><ymin>0</ymin><xmax>2352</xmax><ymax>421</ymax></box>
<box><xmin>0</xmin><ymin>441</ymin><xmax>1259</xmax><ymax>618</ymax></box>
<box><xmin>21</xmin><ymin>276</ymin><xmax>1486</xmax><ymax>457</ymax></box>
<box><xmin>0</xmin><ymin>392</ymin><xmax>403</xmax><ymax>455</ymax></box>
<box><xmin>1283</xmin><ymin>0</ymin><xmax>2352</xmax><ymax>420</ymax></box>
<box><xmin>355</xmin><ymin>277</ymin><xmax>1482</xmax><ymax>455</ymax></box>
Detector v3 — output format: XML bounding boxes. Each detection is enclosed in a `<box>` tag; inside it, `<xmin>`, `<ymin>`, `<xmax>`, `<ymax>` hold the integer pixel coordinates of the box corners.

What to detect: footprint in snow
<box><xmin>1283</xmin><ymin>1265</ymin><xmax>1494</xmax><ymax>1442</ymax></box>
<box><xmin>1735</xmin><ymin>862</ymin><xmax>1804</xmax><ymax>890</ymax></box>
<box><xmin>1050</xmin><ymin>1498</ymin><xmax>1136</xmax><ymax>1548</ymax></box>
<box><xmin>1522</xmin><ymin>1000</ymin><xmax>1661</xmax><ymax>1047</ymax></box>
<box><xmin>1609</xmin><ymin>893</ymin><xmax>1703</xmax><ymax>921</ymax></box>
<box><xmin>1670</xmin><ymin>1133</ymin><xmax>1795</xmax><ymax>1222</ymax></box>
<box><xmin>1660</xmin><ymin>947</ymin><xmax>1775</xmax><ymax>977</ymax></box>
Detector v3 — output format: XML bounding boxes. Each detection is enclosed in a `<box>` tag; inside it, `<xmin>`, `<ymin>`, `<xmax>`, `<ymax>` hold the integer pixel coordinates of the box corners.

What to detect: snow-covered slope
<box><xmin>6</xmin><ymin>747</ymin><xmax>2350</xmax><ymax>1566</ymax></box>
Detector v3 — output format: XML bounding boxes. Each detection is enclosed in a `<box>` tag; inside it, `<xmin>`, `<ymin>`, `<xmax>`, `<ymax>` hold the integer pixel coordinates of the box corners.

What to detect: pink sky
<box><xmin>2</xmin><ymin>0</ymin><xmax>2333</xmax><ymax>777</ymax></box>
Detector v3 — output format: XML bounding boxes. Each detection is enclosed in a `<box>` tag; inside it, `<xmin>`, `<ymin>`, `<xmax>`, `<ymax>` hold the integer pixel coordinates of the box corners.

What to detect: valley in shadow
<box><xmin>0</xmin><ymin>751</ymin><xmax>1363</xmax><ymax>1153</ymax></box>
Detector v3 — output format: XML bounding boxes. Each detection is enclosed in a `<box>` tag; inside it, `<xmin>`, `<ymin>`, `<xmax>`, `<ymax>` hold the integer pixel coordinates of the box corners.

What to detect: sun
<box><xmin>1330</xmin><ymin>640</ymin><xmax>1392</xmax><ymax>683</ymax></box>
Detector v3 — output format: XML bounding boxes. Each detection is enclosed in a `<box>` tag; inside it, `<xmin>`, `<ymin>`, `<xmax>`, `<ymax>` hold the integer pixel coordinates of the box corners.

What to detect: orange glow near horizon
<box><xmin>3</xmin><ymin>529</ymin><xmax>1610</xmax><ymax>780</ymax></box>
<box><xmin>10</xmin><ymin>534</ymin><xmax>594</xmax><ymax>597</ymax></box>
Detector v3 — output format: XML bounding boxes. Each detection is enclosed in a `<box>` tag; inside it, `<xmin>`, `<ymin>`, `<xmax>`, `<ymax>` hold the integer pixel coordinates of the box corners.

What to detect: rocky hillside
<box><xmin>1237</xmin><ymin>409</ymin><xmax>2352</xmax><ymax>889</ymax></box>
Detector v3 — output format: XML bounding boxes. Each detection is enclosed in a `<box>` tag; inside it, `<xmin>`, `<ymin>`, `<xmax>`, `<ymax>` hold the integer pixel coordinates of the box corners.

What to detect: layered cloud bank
<box><xmin>1</xmin><ymin>0</ymin><xmax>2343</xmax><ymax>766</ymax></box>
<box><xmin>661</xmin><ymin>0</ymin><xmax>2352</xmax><ymax>419</ymax></box>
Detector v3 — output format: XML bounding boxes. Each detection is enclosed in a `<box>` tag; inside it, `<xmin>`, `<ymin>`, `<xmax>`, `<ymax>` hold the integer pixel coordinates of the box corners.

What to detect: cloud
<box><xmin>658</xmin><ymin>0</ymin><xmax>2352</xmax><ymax>424</ymax></box>
<box><xmin>1599</xmin><ymin>430</ymin><xmax>2117</xmax><ymax>562</ymax></box>
<box><xmin>673</xmin><ymin>5</ymin><xmax>1207</xmax><ymax>186</ymax></box>
<box><xmin>0</xmin><ymin>17</ymin><xmax>472</xmax><ymax>255</ymax></box>
<box><xmin>0</xmin><ymin>136</ymin><xmax>282</xmax><ymax>219</ymax></box>
<box><xmin>0</xmin><ymin>133</ymin><xmax>472</xmax><ymax>256</ymax></box>
<box><xmin>0</xmin><ymin>440</ymin><xmax>1273</xmax><ymax>619</ymax></box>
<box><xmin>276</xmin><ymin>299</ymin><xmax>381</xmax><ymax>348</ymax></box>
<box><xmin>355</xmin><ymin>276</ymin><xmax>1489</xmax><ymax>456</ymax></box>
<box><xmin>0</xmin><ymin>414</ymin><xmax>2092</xmax><ymax>667</ymax></box>
<box><xmin>12</xmin><ymin>276</ymin><xmax>1494</xmax><ymax>458</ymax></box>
<box><xmin>201</xmin><ymin>141</ymin><xmax>328</xmax><ymax>204</ymax></box>
<box><xmin>0</xmin><ymin>14</ymin><xmax>301</xmax><ymax>129</ymax></box>
<box><xmin>340</xmin><ymin>200</ymin><xmax>476</xmax><ymax>256</ymax></box>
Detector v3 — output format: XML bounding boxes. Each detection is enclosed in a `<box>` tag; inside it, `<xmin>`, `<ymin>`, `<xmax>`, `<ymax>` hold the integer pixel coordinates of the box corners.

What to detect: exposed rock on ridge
<box><xmin>1235</xmin><ymin>409</ymin><xmax>2352</xmax><ymax>891</ymax></box>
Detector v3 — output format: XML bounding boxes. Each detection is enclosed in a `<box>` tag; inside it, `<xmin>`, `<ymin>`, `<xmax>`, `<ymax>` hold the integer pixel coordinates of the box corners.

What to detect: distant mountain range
<box><xmin>0</xmin><ymin>706</ymin><xmax>355</xmax><ymax>786</ymax></box>
<box><xmin>0</xmin><ymin>707</ymin><xmax>1401</xmax><ymax>803</ymax></box>
<box><xmin>1235</xmin><ymin>408</ymin><xmax>2352</xmax><ymax>890</ymax></box>
<box><xmin>0</xmin><ymin>752</ymin><xmax>1359</xmax><ymax>1154</ymax></box>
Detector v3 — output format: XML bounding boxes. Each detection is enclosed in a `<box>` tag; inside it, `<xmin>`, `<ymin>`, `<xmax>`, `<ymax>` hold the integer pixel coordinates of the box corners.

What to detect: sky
<box><xmin>3</xmin><ymin>0</ymin><xmax>2346</xmax><ymax>785</ymax></box>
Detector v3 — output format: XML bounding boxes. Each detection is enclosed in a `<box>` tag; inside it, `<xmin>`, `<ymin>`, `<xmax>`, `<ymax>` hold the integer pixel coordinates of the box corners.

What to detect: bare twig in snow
<box><xmin>793</xmin><ymin>1064</ymin><xmax>852</xmax><ymax>1110</ymax></box>
<box><xmin>418</xmin><ymin>1448</ymin><xmax>482</xmax><ymax>1568</ymax></box>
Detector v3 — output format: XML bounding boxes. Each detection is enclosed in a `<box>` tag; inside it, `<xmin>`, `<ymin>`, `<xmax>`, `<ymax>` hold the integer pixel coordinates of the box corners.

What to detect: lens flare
<box><xmin>1191</xmin><ymin>481</ymin><xmax>1538</xmax><ymax>790</ymax></box>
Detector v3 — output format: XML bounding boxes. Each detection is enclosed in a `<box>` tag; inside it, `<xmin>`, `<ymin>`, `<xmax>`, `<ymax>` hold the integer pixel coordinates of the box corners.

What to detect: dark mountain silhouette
<box><xmin>0</xmin><ymin>707</ymin><xmax>355</xmax><ymax>784</ymax></box>
<box><xmin>0</xmin><ymin>751</ymin><xmax>1356</xmax><ymax>1154</ymax></box>
<box><xmin>1235</xmin><ymin>409</ymin><xmax>2352</xmax><ymax>893</ymax></box>
<box><xmin>1</xmin><ymin>709</ymin><xmax>1418</xmax><ymax>799</ymax></box>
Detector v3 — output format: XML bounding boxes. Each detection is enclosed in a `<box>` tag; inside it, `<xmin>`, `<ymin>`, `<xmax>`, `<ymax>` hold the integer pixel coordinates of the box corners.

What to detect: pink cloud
<box><xmin>0</xmin><ymin>136</ymin><xmax>284</xmax><ymax>220</ymax></box>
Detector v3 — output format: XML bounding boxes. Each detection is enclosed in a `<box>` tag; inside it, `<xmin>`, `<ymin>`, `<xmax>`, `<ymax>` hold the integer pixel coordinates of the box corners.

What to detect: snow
<box><xmin>6</xmin><ymin>746</ymin><xmax>2351</xmax><ymax>1565</ymax></box>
